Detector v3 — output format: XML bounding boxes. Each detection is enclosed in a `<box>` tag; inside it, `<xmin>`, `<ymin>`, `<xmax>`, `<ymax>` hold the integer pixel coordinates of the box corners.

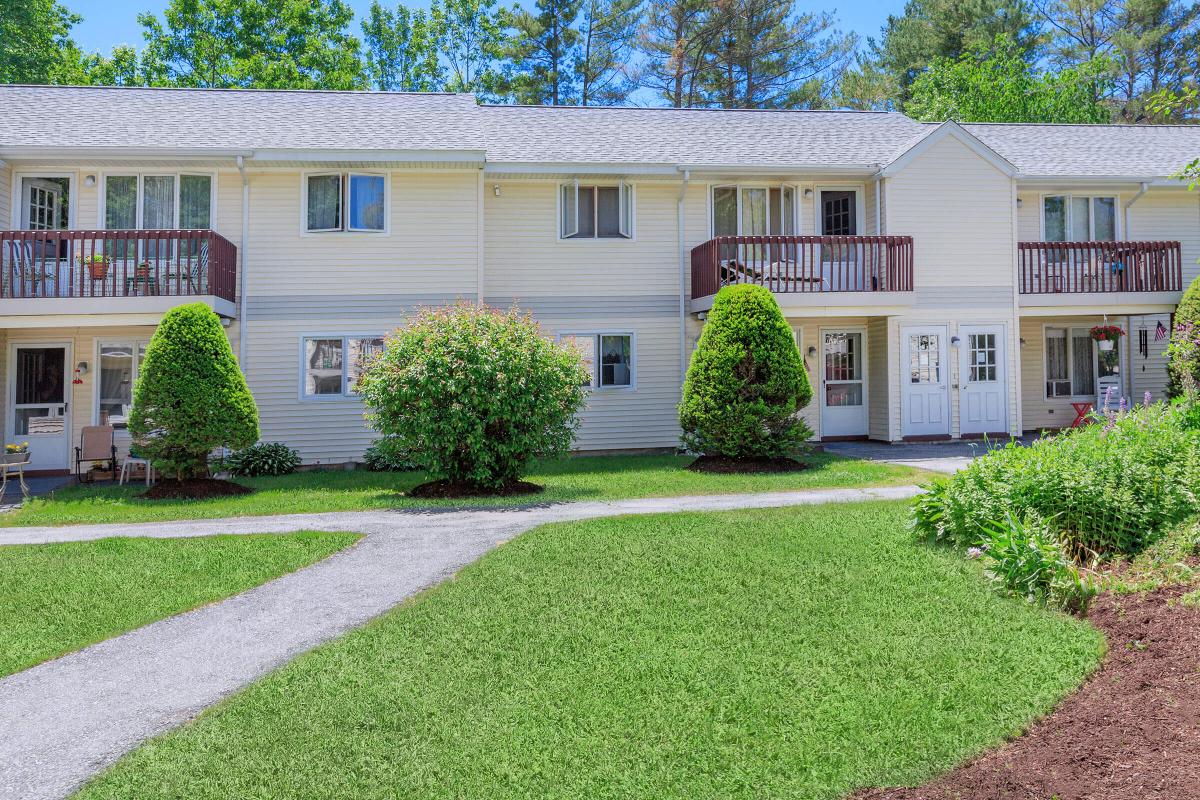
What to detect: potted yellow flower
<box><xmin>4</xmin><ymin>442</ymin><xmax>30</xmax><ymax>465</ymax></box>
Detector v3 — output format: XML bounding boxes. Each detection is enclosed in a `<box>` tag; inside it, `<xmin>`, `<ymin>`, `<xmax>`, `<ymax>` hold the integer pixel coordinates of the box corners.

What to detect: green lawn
<box><xmin>0</xmin><ymin>531</ymin><xmax>360</xmax><ymax>678</ymax></box>
<box><xmin>77</xmin><ymin>502</ymin><xmax>1102</xmax><ymax>800</ymax></box>
<box><xmin>3</xmin><ymin>453</ymin><xmax>927</xmax><ymax>528</ymax></box>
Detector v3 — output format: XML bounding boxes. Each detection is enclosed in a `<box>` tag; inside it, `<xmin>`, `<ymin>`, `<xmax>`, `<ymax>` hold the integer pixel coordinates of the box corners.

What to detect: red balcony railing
<box><xmin>1</xmin><ymin>229</ymin><xmax>237</xmax><ymax>302</ymax></box>
<box><xmin>690</xmin><ymin>235</ymin><xmax>914</xmax><ymax>300</ymax></box>
<box><xmin>1018</xmin><ymin>240</ymin><xmax>1182</xmax><ymax>294</ymax></box>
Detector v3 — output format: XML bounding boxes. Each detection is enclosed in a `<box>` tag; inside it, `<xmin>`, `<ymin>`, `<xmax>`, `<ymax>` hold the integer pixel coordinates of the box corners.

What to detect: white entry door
<box><xmin>902</xmin><ymin>326</ymin><xmax>949</xmax><ymax>438</ymax></box>
<box><xmin>8</xmin><ymin>344</ymin><xmax>71</xmax><ymax>471</ymax></box>
<box><xmin>959</xmin><ymin>325</ymin><xmax>1008</xmax><ymax>436</ymax></box>
<box><xmin>820</xmin><ymin>329</ymin><xmax>868</xmax><ymax>437</ymax></box>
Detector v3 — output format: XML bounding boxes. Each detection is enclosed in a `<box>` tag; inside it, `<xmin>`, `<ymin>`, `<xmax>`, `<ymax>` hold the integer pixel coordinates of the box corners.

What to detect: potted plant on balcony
<box><xmin>1090</xmin><ymin>324</ymin><xmax>1126</xmax><ymax>351</ymax></box>
<box><xmin>80</xmin><ymin>253</ymin><xmax>111</xmax><ymax>281</ymax></box>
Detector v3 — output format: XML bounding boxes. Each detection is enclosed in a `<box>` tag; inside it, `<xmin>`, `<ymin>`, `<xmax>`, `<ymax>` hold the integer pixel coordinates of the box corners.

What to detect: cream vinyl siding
<box><xmin>867</xmin><ymin>317</ymin><xmax>891</xmax><ymax>440</ymax></box>
<box><xmin>1018</xmin><ymin>315</ymin><xmax>1130</xmax><ymax>431</ymax></box>
<box><xmin>0</xmin><ymin>162</ymin><xmax>11</xmax><ymax>230</ymax></box>
<box><xmin>1128</xmin><ymin>313</ymin><xmax>1172</xmax><ymax>402</ymax></box>
<box><xmin>245</xmin><ymin>169</ymin><xmax>478</xmax><ymax>298</ymax></box>
<box><xmin>1127</xmin><ymin>189</ymin><xmax>1200</xmax><ymax>286</ymax></box>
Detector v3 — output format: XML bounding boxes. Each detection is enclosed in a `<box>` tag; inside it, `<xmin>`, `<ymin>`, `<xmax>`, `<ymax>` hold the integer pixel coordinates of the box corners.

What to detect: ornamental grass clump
<box><xmin>913</xmin><ymin>402</ymin><xmax>1200</xmax><ymax>609</ymax></box>
<box><xmin>679</xmin><ymin>285</ymin><xmax>813</xmax><ymax>462</ymax></box>
<box><xmin>357</xmin><ymin>303</ymin><xmax>588</xmax><ymax>494</ymax></box>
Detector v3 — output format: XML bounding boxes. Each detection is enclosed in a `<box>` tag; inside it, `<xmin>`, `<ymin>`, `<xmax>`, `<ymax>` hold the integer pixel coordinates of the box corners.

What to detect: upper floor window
<box><xmin>305</xmin><ymin>173</ymin><xmax>386</xmax><ymax>233</ymax></box>
<box><xmin>301</xmin><ymin>335</ymin><xmax>386</xmax><ymax>398</ymax></box>
<box><xmin>711</xmin><ymin>185</ymin><xmax>796</xmax><ymax>237</ymax></box>
<box><xmin>1044</xmin><ymin>195</ymin><xmax>1117</xmax><ymax>242</ymax></box>
<box><xmin>104</xmin><ymin>174</ymin><xmax>212</xmax><ymax>230</ymax></box>
<box><xmin>560</xmin><ymin>182</ymin><xmax>632</xmax><ymax>239</ymax></box>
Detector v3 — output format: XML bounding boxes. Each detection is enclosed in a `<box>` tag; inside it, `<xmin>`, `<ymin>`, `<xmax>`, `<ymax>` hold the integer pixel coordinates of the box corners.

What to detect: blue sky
<box><xmin>70</xmin><ymin>0</ymin><xmax>905</xmax><ymax>54</ymax></box>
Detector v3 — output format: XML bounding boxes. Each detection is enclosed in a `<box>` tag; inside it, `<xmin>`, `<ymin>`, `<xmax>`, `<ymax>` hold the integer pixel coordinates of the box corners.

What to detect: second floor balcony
<box><xmin>1018</xmin><ymin>240</ymin><xmax>1182</xmax><ymax>295</ymax></box>
<box><xmin>690</xmin><ymin>235</ymin><xmax>915</xmax><ymax>303</ymax></box>
<box><xmin>1</xmin><ymin>229</ymin><xmax>237</xmax><ymax>305</ymax></box>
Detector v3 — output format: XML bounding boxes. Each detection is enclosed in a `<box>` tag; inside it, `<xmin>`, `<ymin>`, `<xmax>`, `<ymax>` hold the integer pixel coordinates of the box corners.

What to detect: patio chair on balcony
<box><xmin>5</xmin><ymin>239</ymin><xmax>60</xmax><ymax>296</ymax></box>
<box><xmin>75</xmin><ymin>425</ymin><xmax>117</xmax><ymax>483</ymax></box>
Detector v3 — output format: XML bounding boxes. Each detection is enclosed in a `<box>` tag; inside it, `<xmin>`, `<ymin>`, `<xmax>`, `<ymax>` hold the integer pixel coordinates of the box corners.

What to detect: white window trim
<box><xmin>96</xmin><ymin>171</ymin><xmax>217</xmax><ymax>230</ymax></box>
<box><xmin>707</xmin><ymin>182</ymin><xmax>801</xmax><ymax>239</ymax></box>
<box><xmin>555</xmin><ymin>181</ymin><xmax>636</xmax><ymax>241</ymax></box>
<box><xmin>1041</xmin><ymin>324</ymin><xmax>1124</xmax><ymax>401</ymax></box>
<box><xmin>300</xmin><ymin>171</ymin><xmax>390</xmax><ymax>235</ymax></box>
<box><xmin>1038</xmin><ymin>192</ymin><xmax>1122</xmax><ymax>241</ymax></box>
<box><xmin>298</xmin><ymin>334</ymin><xmax>386</xmax><ymax>401</ymax></box>
<box><xmin>11</xmin><ymin>171</ymin><xmax>77</xmax><ymax>229</ymax></box>
<box><xmin>556</xmin><ymin>331</ymin><xmax>637</xmax><ymax>390</ymax></box>
<box><xmin>93</xmin><ymin>338</ymin><xmax>150</xmax><ymax>429</ymax></box>
<box><xmin>814</xmin><ymin>184</ymin><xmax>867</xmax><ymax>236</ymax></box>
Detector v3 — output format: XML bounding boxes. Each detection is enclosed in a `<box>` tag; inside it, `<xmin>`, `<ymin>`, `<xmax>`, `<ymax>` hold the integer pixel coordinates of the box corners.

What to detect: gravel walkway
<box><xmin>0</xmin><ymin>485</ymin><xmax>919</xmax><ymax>800</ymax></box>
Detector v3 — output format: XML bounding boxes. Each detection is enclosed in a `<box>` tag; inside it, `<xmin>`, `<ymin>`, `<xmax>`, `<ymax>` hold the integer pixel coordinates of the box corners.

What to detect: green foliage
<box><xmin>910</xmin><ymin>402</ymin><xmax>1200</xmax><ymax>560</ymax></box>
<box><xmin>138</xmin><ymin>0</ymin><xmax>367</xmax><ymax>89</ymax></box>
<box><xmin>0</xmin><ymin>0</ymin><xmax>82</xmax><ymax>84</ymax></box>
<box><xmin>977</xmin><ymin>512</ymin><xmax>1099</xmax><ymax>613</ymax></box>
<box><xmin>499</xmin><ymin>0</ymin><xmax>583</xmax><ymax>105</ymax></box>
<box><xmin>679</xmin><ymin>285</ymin><xmax>813</xmax><ymax>459</ymax></box>
<box><xmin>1168</xmin><ymin>277</ymin><xmax>1200</xmax><ymax>398</ymax></box>
<box><xmin>361</xmin><ymin>0</ymin><xmax>443</xmax><ymax>90</ymax></box>
<box><xmin>357</xmin><ymin>303</ymin><xmax>588</xmax><ymax>491</ymax></box>
<box><xmin>430</xmin><ymin>0</ymin><xmax>506</xmax><ymax>95</ymax></box>
<box><xmin>223</xmin><ymin>443</ymin><xmax>302</xmax><ymax>478</ymax></box>
<box><xmin>129</xmin><ymin>303</ymin><xmax>259</xmax><ymax>481</ymax></box>
<box><xmin>907</xmin><ymin>34</ymin><xmax>1112</xmax><ymax>122</ymax></box>
<box><xmin>576</xmin><ymin>0</ymin><xmax>642</xmax><ymax>105</ymax></box>
<box><xmin>361</xmin><ymin>436</ymin><xmax>419</xmax><ymax>472</ymax></box>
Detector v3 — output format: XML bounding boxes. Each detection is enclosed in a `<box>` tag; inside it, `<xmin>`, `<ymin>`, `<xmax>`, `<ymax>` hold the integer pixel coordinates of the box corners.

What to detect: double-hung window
<box><xmin>559</xmin><ymin>333</ymin><xmax>634</xmax><ymax>388</ymax></box>
<box><xmin>1043</xmin><ymin>195</ymin><xmax>1117</xmax><ymax>242</ymax></box>
<box><xmin>302</xmin><ymin>336</ymin><xmax>386</xmax><ymax>398</ymax></box>
<box><xmin>97</xmin><ymin>341</ymin><xmax>148</xmax><ymax>429</ymax></box>
<box><xmin>306</xmin><ymin>173</ymin><xmax>386</xmax><ymax>233</ymax></box>
<box><xmin>560</xmin><ymin>182</ymin><xmax>633</xmax><ymax>239</ymax></box>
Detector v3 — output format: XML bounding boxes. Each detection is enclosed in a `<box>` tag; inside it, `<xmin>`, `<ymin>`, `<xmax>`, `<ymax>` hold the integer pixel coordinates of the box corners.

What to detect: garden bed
<box><xmin>143</xmin><ymin>478</ymin><xmax>254</xmax><ymax>501</ymax></box>
<box><xmin>407</xmin><ymin>479</ymin><xmax>543</xmax><ymax>499</ymax></box>
<box><xmin>856</xmin><ymin>583</ymin><xmax>1200</xmax><ymax>800</ymax></box>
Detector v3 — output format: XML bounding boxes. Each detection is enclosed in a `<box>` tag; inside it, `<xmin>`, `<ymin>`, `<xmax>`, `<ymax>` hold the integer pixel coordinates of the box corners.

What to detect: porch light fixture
<box><xmin>807</xmin><ymin>345</ymin><xmax>817</xmax><ymax>357</ymax></box>
<box><xmin>84</xmin><ymin>174</ymin><xmax>96</xmax><ymax>187</ymax></box>
<box><xmin>493</xmin><ymin>184</ymin><xmax>501</xmax><ymax>197</ymax></box>
<box><xmin>803</xmin><ymin>188</ymin><xmax>814</xmax><ymax>198</ymax></box>
<box><xmin>950</xmin><ymin>336</ymin><xmax>961</xmax><ymax>347</ymax></box>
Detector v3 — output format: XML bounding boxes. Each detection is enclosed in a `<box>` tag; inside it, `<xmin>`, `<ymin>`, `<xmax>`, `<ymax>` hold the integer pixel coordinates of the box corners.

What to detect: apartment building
<box><xmin>2</xmin><ymin>85</ymin><xmax>1197</xmax><ymax>472</ymax></box>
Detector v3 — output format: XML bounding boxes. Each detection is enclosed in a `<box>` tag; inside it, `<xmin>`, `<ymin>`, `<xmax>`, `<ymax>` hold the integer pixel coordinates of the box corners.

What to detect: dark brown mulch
<box><xmin>142</xmin><ymin>478</ymin><xmax>254</xmax><ymax>501</ymax></box>
<box><xmin>854</xmin><ymin>585</ymin><xmax>1200</xmax><ymax>800</ymax></box>
<box><xmin>407</xmin><ymin>480</ymin><xmax>544</xmax><ymax>499</ymax></box>
<box><xmin>686</xmin><ymin>455</ymin><xmax>808</xmax><ymax>474</ymax></box>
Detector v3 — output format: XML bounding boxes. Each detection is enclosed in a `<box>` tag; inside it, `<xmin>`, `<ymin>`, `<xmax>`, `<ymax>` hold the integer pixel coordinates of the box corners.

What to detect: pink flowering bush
<box><xmin>357</xmin><ymin>303</ymin><xmax>589</xmax><ymax>491</ymax></box>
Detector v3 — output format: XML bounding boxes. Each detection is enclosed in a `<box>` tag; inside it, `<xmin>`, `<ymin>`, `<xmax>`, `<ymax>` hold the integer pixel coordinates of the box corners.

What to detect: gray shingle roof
<box><xmin>0</xmin><ymin>85</ymin><xmax>486</xmax><ymax>152</ymax></box>
<box><xmin>964</xmin><ymin>122</ymin><xmax>1200</xmax><ymax>178</ymax></box>
<box><xmin>1</xmin><ymin>85</ymin><xmax>1197</xmax><ymax>178</ymax></box>
<box><xmin>478</xmin><ymin>104</ymin><xmax>929</xmax><ymax>167</ymax></box>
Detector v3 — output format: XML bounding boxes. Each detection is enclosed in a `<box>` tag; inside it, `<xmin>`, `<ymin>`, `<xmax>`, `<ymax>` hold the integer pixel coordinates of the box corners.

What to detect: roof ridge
<box><xmin>480</xmin><ymin>102</ymin><xmax>909</xmax><ymax>116</ymax></box>
<box><xmin>961</xmin><ymin>120</ymin><xmax>1200</xmax><ymax>130</ymax></box>
<box><xmin>0</xmin><ymin>84</ymin><xmax>473</xmax><ymax>99</ymax></box>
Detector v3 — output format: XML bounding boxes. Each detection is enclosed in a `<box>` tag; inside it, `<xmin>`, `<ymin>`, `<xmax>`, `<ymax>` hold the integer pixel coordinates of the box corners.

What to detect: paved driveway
<box><xmin>825</xmin><ymin>439</ymin><xmax>1023</xmax><ymax>474</ymax></box>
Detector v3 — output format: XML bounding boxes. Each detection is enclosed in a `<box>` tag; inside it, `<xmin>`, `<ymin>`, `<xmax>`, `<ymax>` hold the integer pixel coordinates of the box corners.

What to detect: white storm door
<box><xmin>902</xmin><ymin>327</ymin><xmax>949</xmax><ymax>438</ymax></box>
<box><xmin>819</xmin><ymin>329</ymin><xmax>868</xmax><ymax>437</ymax></box>
<box><xmin>8</xmin><ymin>344</ymin><xmax>71</xmax><ymax>470</ymax></box>
<box><xmin>959</xmin><ymin>326</ymin><xmax>1008</xmax><ymax>436</ymax></box>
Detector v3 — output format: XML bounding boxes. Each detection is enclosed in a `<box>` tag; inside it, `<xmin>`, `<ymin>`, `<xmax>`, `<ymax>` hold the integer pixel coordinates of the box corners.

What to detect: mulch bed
<box><xmin>855</xmin><ymin>584</ymin><xmax>1200</xmax><ymax>800</ymax></box>
<box><xmin>407</xmin><ymin>480</ymin><xmax>544</xmax><ymax>499</ymax></box>
<box><xmin>686</xmin><ymin>455</ymin><xmax>808</xmax><ymax>474</ymax></box>
<box><xmin>142</xmin><ymin>478</ymin><xmax>254</xmax><ymax>501</ymax></box>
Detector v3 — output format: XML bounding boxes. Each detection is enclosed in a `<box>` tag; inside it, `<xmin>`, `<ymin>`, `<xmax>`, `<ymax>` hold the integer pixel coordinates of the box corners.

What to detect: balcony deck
<box><xmin>1</xmin><ymin>230</ymin><xmax>237</xmax><ymax>307</ymax></box>
<box><xmin>1018</xmin><ymin>241</ymin><xmax>1182</xmax><ymax>295</ymax></box>
<box><xmin>690</xmin><ymin>236</ymin><xmax>915</xmax><ymax>308</ymax></box>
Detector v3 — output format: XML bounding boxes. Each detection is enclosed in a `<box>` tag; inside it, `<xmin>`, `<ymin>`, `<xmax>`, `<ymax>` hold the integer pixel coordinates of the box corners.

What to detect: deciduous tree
<box><xmin>362</xmin><ymin>0</ymin><xmax>444</xmax><ymax>91</ymax></box>
<box><xmin>0</xmin><ymin>0</ymin><xmax>82</xmax><ymax>84</ymax></box>
<box><xmin>430</xmin><ymin>0</ymin><xmax>506</xmax><ymax>95</ymax></box>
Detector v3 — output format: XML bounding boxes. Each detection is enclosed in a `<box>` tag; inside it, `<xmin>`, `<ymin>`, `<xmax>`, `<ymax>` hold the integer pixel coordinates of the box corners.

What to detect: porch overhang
<box><xmin>1018</xmin><ymin>291</ymin><xmax>1180</xmax><ymax>317</ymax></box>
<box><xmin>0</xmin><ymin>295</ymin><xmax>236</xmax><ymax>327</ymax></box>
<box><xmin>691</xmin><ymin>292</ymin><xmax>912</xmax><ymax>316</ymax></box>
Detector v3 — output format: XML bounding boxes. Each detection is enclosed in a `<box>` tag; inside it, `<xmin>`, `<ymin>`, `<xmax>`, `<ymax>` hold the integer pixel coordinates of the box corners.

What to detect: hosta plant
<box><xmin>223</xmin><ymin>442</ymin><xmax>301</xmax><ymax>478</ymax></box>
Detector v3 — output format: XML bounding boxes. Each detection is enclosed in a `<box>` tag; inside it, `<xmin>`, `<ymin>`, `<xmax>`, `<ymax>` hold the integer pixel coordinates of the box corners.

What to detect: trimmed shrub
<box><xmin>224</xmin><ymin>442</ymin><xmax>301</xmax><ymax>477</ymax></box>
<box><xmin>361</xmin><ymin>436</ymin><xmax>419</xmax><ymax>472</ymax></box>
<box><xmin>679</xmin><ymin>285</ymin><xmax>813</xmax><ymax>459</ymax></box>
<box><xmin>130</xmin><ymin>303</ymin><xmax>259</xmax><ymax>480</ymax></box>
<box><xmin>1168</xmin><ymin>275</ymin><xmax>1200</xmax><ymax>398</ymax></box>
<box><xmin>357</xmin><ymin>303</ymin><xmax>588</xmax><ymax>491</ymax></box>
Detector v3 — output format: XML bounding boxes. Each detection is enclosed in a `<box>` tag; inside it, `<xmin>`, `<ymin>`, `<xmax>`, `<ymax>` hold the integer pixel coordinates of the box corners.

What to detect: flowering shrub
<box><xmin>679</xmin><ymin>285</ymin><xmax>813</xmax><ymax>458</ymax></box>
<box><xmin>356</xmin><ymin>303</ymin><xmax>588</xmax><ymax>491</ymax></box>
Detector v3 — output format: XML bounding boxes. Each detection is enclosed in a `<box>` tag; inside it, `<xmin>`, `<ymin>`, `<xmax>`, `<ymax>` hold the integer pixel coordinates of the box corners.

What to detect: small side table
<box><xmin>1</xmin><ymin>454</ymin><xmax>31</xmax><ymax>501</ymax></box>
<box><xmin>1070</xmin><ymin>402</ymin><xmax>1094</xmax><ymax>427</ymax></box>
<box><xmin>119</xmin><ymin>455</ymin><xmax>155</xmax><ymax>486</ymax></box>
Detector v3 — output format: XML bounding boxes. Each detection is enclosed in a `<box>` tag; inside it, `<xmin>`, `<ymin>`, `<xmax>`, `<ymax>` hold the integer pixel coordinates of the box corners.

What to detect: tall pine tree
<box><xmin>500</xmin><ymin>0</ymin><xmax>583</xmax><ymax>104</ymax></box>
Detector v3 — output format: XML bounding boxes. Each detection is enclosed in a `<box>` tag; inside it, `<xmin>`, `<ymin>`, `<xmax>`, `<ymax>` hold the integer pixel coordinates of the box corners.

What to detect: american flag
<box><xmin>1155</xmin><ymin>320</ymin><xmax>1169</xmax><ymax>342</ymax></box>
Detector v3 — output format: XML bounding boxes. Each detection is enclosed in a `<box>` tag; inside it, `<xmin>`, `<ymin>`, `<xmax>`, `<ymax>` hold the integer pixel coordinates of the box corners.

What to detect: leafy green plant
<box><xmin>130</xmin><ymin>303</ymin><xmax>259</xmax><ymax>481</ymax></box>
<box><xmin>679</xmin><ymin>285</ymin><xmax>813</xmax><ymax>459</ymax></box>
<box><xmin>978</xmin><ymin>512</ymin><xmax>1098</xmax><ymax>614</ymax></box>
<box><xmin>356</xmin><ymin>303</ymin><xmax>588</xmax><ymax>491</ymax></box>
<box><xmin>1168</xmin><ymin>277</ymin><xmax>1200</xmax><ymax>399</ymax></box>
<box><xmin>223</xmin><ymin>442</ymin><xmax>301</xmax><ymax>478</ymax></box>
<box><xmin>361</xmin><ymin>436</ymin><xmax>418</xmax><ymax>472</ymax></box>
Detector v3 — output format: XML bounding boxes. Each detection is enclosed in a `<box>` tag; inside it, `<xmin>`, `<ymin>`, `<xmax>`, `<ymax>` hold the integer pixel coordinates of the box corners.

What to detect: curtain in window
<box><xmin>1070</xmin><ymin>197</ymin><xmax>1091</xmax><ymax>240</ymax></box>
<box><xmin>1071</xmin><ymin>333</ymin><xmax>1094</xmax><ymax>395</ymax></box>
<box><xmin>600</xmin><ymin>335</ymin><xmax>631</xmax><ymax>386</ymax></box>
<box><xmin>1045</xmin><ymin>332</ymin><xmax>1069</xmax><ymax>396</ymax></box>
<box><xmin>740</xmin><ymin>188</ymin><xmax>767</xmax><ymax>235</ymax></box>
<box><xmin>1093</xmin><ymin>197</ymin><xmax>1116</xmax><ymax>241</ymax></box>
<box><xmin>142</xmin><ymin>176</ymin><xmax>175</xmax><ymax>230</ymax></box>
<box><xmin>105</xmin><ymin>176</ymin><xmax>138</xmax><ymax>230</ymax></box>
<box><xmin>712</xmin><ymin>187</ymin><xmax>737</xmax><ymax>237</ymax></box>
<box><xmin>307</xmin><ymin>175</ymin><xmax>341</xmax><ymax>231</ymax></box>
<box><xmin>1043</xmin><ymin>196</ymin><xmax>1066</xmax><ymax>242</ymax></box>
<box><xmin>596</xmin><ymin>186</ymin><xmax>621</xmax><ymax>237</ymax></box>
<box><xmin>180</xmin><ymin>175</ymin><xmax>212</xmax><ymax>229</ymax></box>
<box><xmin>348</xmin><ymin>175</ymin><xmax>385</xmax><ymax>231</ymax></box>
